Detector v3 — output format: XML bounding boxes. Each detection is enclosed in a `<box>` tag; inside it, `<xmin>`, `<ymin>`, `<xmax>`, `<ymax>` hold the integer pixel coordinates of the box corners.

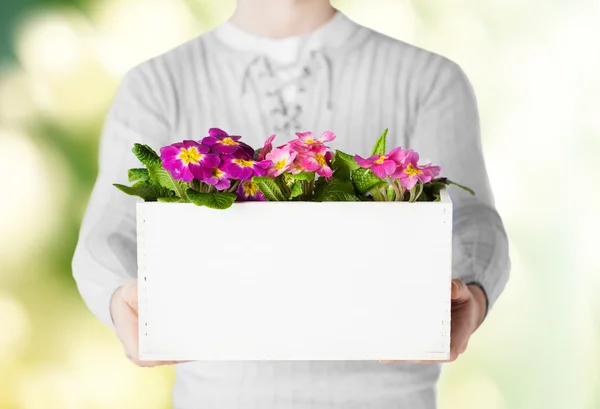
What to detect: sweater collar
<box><xmin>212</xmin><ymin>10</ymin><xmax>359</xmax><ymax>65</ymax></box>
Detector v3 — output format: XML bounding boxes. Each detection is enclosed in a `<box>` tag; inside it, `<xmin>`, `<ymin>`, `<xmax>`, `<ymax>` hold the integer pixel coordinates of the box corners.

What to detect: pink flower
<box><xmin>418</xmin><ymin>163</ymin><xmax>442</xmax><ymax>183</ymax></box>
<box><xmin>257</xmin><ymin>134</ymin><xmax>276</xmax><ymax>161</ymax></box>
<box><xmin>354</xmin><ymin>147</ymin><xmax>407</xmax><ymax>179</ymax></box>
<box><xmin>266</xmin><ymin>145</ymin><xmax>298</xmax><ymax>177</ymax></box>
<box><xmin>292</xmin><ymin>131</ymin><xmax>335</xmax><ymax>152</ymax></box>
<box><xmin>300</xmin><ymin>145</ymin><xmax>333</xmax><ymax>178</ymax></box>
<box><xmin>391</xmin><ymin>150</ymin><xmax>440</xmax><ymax>190</ymax></box>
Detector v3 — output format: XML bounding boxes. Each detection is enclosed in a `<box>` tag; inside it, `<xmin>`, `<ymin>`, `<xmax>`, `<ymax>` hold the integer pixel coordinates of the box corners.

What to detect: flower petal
<box><xmin>208</xmin><ymin>128</ymin><xmax>228</xmax><ymax>137</ymax></box>
<box><xmin>354</xmin><ymin>155</ymin><xmax>373</xmax><ymax>168</ymax></box>
<box><xmin>200</xmin><ymin>154</ymin><xmax>220</xmax><ymax>168</ymax></box>
<box><xmin>202</xmin><ymin>136</ymin><xmax>218</xmax><ymax>146</ymax></box>
<box><xmin>382</xmin><ymin>160</ymin><xmax>397</xmax><ymax>176</ymax></box>
<box><xmin>319</xmin><ymin>131</ymin><xmax>336</xmax><ymax>142</ymax></box>
<box><xmin>371</xmin><ymin>163</ymin><xmax>389</xmax><ymax>178</ymax></box>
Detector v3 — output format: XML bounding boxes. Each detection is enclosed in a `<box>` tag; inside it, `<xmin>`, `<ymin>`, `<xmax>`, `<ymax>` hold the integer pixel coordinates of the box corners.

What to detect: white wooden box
<box><xmin>137</xmin><ymin>189</ymin><xmax>452</xmax><ymax>361</ymax></box>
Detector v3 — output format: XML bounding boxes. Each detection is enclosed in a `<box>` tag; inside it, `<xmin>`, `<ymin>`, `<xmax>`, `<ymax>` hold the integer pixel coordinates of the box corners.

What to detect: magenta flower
<box><xmin>257</xmin><ymin>134</ymin><xmax>276</xmax><ymax>160</ymax></box>
<box><xmin>292</xmin><ymin>131</ymin><xmax>336</xmax><ymax>152</ymax></box>
<box><xmin>202</xmin><ymin>128</ymin><xmax>254</xmax><ymax>157</ymax></box>
<box><xmin>300</xmin><ymin>145</ymin><xmax>333</xmax><ymax>178</ymax></box>
<box><xmin>203</xmin><ymin>166</ymin><xmax>231</xmax><ymax>190</ymax></box>
<box><xmin>266</xmin><ymin>144</ymin><xmax>298</xmax><ymax>177</ymax></box>
<box><xmin>236</xmin><ymin>180</ymin><xmax>265</xmax><ymax>201</ymax></box>
<box><xmin>221</xmin><ymin>155</ymin><xmax>271</xmax><ymax>180</ymax></box>
<box><xmin>160</xmin><ymin>140</ymin><xmax>219</xmax><ymax>182</ymax></box>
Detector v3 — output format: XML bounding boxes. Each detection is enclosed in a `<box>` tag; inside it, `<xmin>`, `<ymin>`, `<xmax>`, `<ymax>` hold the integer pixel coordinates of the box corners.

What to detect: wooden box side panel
<box><xmin>138</xmin><ymin>200</ymin><xmax>452</xmax><ymax>361</ymax></box>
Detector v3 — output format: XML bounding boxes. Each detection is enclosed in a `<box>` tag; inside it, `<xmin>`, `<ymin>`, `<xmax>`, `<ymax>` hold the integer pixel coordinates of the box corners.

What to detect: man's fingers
<box><xmin>451</xmin><ymin>279</ymin><xmax>469</xmax><ymax>301</ymax></box>
<box><xmin>121</xmin><ymin>280</ymin><xmax>138</xmax><ymax>311</ymax></box>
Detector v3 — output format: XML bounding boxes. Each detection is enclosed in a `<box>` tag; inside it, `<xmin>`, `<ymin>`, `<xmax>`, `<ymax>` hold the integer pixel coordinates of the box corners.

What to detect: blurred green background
<box><xmin>0</xmin><ymin>0</ymin><xmax>598</xmax><ymax>408</ymax></box>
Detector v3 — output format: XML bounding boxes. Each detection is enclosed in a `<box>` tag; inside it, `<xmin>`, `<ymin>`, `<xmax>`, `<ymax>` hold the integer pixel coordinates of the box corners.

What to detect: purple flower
<box><xmin>236</xmin><ymin>180</ymin><xmax>265</xmax><ymax>201</ymax></box>
<box><xmin>221</xmin><ymin>155</ymin><xmax>271</xmax><ymax>180</ymax></box>
<box><xmin>202</xmin><ymin>128</ymin><xmax>255</xmax><ymax>157</ymax></box>
<box><xmin>203</xmin><ymin>166</ymin><xmax>231</xmax><ymax>190</ymax></box>
<box><xmin>160</xmin><ymin>140</ymin><xmax>219</xmax><ymax>182</ymax></box>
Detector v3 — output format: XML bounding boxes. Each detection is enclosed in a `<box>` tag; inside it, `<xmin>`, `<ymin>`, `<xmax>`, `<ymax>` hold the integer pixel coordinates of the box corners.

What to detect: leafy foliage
<box><xmin>252</xmin><ymin>176</ymin><xmax>286</xmax><ymax>201</ymax></box>
<box><xmin>128</xmin><ymin>168</ymin><xmax>149</xmax><ymax>183</ymax></box>
<box><xmin>314</xmin><ymin>178</ymin><xmax>358</xmax><ymax>202</ymax></box>
<box><xmin>351</xmin><ymin>168</ymin><xmax>385</xmax><ymax>195</ymax></box>
<box><xmin>113</xmin><ymin>181</ymin><xmax>176</xmax><ymax>201</ymax></box>
<box><xmin>186</xmin><ymin>189</ymin><xmax>237</xmax><ymax>209</ymax></box>
<box><xmin>132</xmin><ymin>143</ymin><xmax>162</xmax><ymax>168</ymax></box>
<box><xmin>371</xmin><ymin>128</ymin><xmax>388</xmax><ymax>156</ymax></box>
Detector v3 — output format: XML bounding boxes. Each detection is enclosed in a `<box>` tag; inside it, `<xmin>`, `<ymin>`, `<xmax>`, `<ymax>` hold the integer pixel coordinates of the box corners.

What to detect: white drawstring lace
<box><xmin>240</xmin><ymin>50</ymin><xmax>333</xmax><ymax>134</ymax></box>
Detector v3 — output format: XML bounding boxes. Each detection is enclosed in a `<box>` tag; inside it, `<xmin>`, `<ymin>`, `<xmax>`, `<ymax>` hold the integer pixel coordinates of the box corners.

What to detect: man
<box><xmin>72</xmin><ymin>0</ymin><xmax>510</xmax><ymax>407</ymax></box>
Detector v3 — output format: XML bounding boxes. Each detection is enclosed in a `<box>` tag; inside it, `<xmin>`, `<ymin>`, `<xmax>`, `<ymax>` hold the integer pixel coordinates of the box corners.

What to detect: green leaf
<box><xmin>351</xmin><ymin>168</ymin><xmax>385</xmax><ymax>195</ymax></box>
<box><xmin>186</xmin><ymin>189</ymin><xmax>237</xmax><ymax>209</ymax></box>
<box><xmin>128</xmin><ymin>168</ymin><xmax>149</xmax><ymax>183</ymax></box>
<box><xmin>113</xmin><ymin>181</ymin><xmax>175</xmax><ymax>201</ymax></box>
<box><xmin>445</xmin><ymin>179</ymin><xmax>475</xmax><ymax>196</ymax></box>
<box><xmin>314</xmin><ymin>178</ymin><xmax>358</xmax><ymax>202</ymax></box>
<box><xmin>289</xmin><ymin>181</ymin><xmax>303</xmax><ymax>199</ymax></box>
<box><xmin>371</xmin><ymin>128</ymin><xmax>388</xmax><ymax>156</ymax></box>
<box><xmin>148</xmin><ymin>166</ymin><xmax>188</xmax><ymax>198</ymax></box>
<box><xmin>285</xmin><ymin>172</ymin><xmax>316</xmax><ymax>182</ymax></box>
<box><xmin>274</xmin><ymin>176</ymin><xmax>291</xmax><ymax>198</ymax></box>
<box><xmin>252</xmin><ymin>177</ymin><xmax>286</xmax><ymax>201</ymax></box>
<box><xmin>132</xmin><ymin>143</ymin><xmax>161</xmax><ymax>168</ymax></box>
<box><xmin>331</xmin><ymin>150</ymin><xmax>359</xmax><ymax>180</ymax></box>
<box><xmin>157</xmin><ymin>197</ymin><xmax>185</xmax><ymax>203</ymax></box>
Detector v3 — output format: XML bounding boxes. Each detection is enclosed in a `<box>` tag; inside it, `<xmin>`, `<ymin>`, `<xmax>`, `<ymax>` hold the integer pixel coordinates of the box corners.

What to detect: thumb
<box><xmin>451</xmin><ymin>279</ymin><xmax>470</xmax><ymax>301</ymax></box>
<box><xmin>121</xmin><ymin>280</ymin><xmax>139</xmax><ymax>312</ymax></box>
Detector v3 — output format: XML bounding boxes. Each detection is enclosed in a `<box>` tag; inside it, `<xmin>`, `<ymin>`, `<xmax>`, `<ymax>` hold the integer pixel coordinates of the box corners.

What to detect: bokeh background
<box><xmin>1</xmin><ymin>0</ymin><xmax>599</xmax><ymax>408</ymax></box>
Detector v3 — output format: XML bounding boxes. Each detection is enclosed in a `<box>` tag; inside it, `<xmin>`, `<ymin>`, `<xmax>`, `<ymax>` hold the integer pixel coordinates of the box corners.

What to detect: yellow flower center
<box><xmin>219</xmin><ymin>137</ymin><xmax>238</xmax><ymax>146</ymax></box>
<box><xmin>177</xmin><ymin>147</ymin><xmax>203</xmax><ymax>165</ymax></box>
<box><xmin>305</xmin><ymin>139</ymin><xmax>315</xmax><ymax>145</ymax></box>
<box><xmin>316</xmin><ymin>154</ymin><xmax>327</xmax><ymax>166</ymax></box>
<box><xmin>212</xmin><ymin>167</ymin><xmax>225</xmax><ymax>178</ymax></box>
<box><xmin>233</xmin><ymin>159</ymin><xmax>254</xmax><ymax>168</ymax></box>
<box><xmin>404</xmin><ymin>163</ymin><xmax>423</xmax><ymax>177</ymax></box>
<box><xmin>374</xmin><ymin>155</ymin><xmax>386</xmax><ymax>164</ymax></box>
<box><xmin>242</xmin><ymin>181</ymin><xmax>259</xmax><ymax>196</ymax></box>
<box><xmin>274</xmin><ymin>159</ymin><xmax>288</xmax><ymax>170</ymax></box>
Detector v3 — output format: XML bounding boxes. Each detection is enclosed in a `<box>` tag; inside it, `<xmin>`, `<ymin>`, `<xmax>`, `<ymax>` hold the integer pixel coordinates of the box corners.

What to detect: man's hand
<box><xmin>110</xmin><ymin>279</ymin><xmax>188</xmax><ymax>367</ymax></box>
<box><xmin>380</xmin><ymin>279</ymin><xmax>487</xmax><ymax>364</ymax></box>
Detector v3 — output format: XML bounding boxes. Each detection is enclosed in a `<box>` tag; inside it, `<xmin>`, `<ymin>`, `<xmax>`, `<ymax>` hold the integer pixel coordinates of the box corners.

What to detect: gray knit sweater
<box><xmin>72</xmin><ymin>11</ymin><xmax>510</xmax><ymax>409</ymax></box>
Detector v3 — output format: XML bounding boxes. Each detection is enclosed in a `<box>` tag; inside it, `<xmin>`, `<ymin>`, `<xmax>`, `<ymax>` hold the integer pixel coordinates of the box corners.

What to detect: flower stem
<box><xmin>386</xmin><ymin>177</ymin><xmax>402</xmax><ymax>201</ymax></box>
<box><xmin>414</xmin><ymin>180</ymin><xmax>424</xmax><ymax>201</ymax></box>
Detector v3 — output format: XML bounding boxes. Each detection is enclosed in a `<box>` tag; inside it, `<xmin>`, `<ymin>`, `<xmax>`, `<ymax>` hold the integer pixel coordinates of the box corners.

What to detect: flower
<box><xmin>257</xmin><ymin>134</ymin><xmax>276</xmax><ymax>160</ymax></box>
<box><xmin>221</xmin><ymin>155</ymin><xmax>271</xmax><ymax>180</ymax></box>
<box><xmin>203</xmin><ymin>166</ymin><xmax>231</xmax><ymax>190</ymax></box>
<box><xmin>266</xmin><ymin>144</ymin><xmax>298</xmax><ymax>177</ymax></box>
<box><xmin>160</xmin><ymin>140</ymin><xmax>219</xmax><ymax>182</ymax></box>
<box><xmin>202</xmin><ymin>128</ymin><xmax>254</xmax><ymax>157</ymax></box>
<box><xmin>418</xmin><ymin>163</ymin><xmax>442</xmax><ymax>183</ymax></box>
<box><xmin>391</xmin><ymin>150</ymin><xmax>441</xmax><ymax>189</ymax></box>
<box><xmin>300</xmin><ymin>145</ymin><xmax>333</xmax><ymax>178</ymax></box>
<box><xmin>292</xmin><ymin>131</ymin><xmax>335</xmax><ymax>152</ymax></box>
<box><xmin>353</xmin><ymin>149</ymin><xmax>403</xmax><ymax>179</ymax></box>
<box><xmin>236</xmin><ymin>180</ymin><xmax>265</xmax><ymax>201</ymax></box>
